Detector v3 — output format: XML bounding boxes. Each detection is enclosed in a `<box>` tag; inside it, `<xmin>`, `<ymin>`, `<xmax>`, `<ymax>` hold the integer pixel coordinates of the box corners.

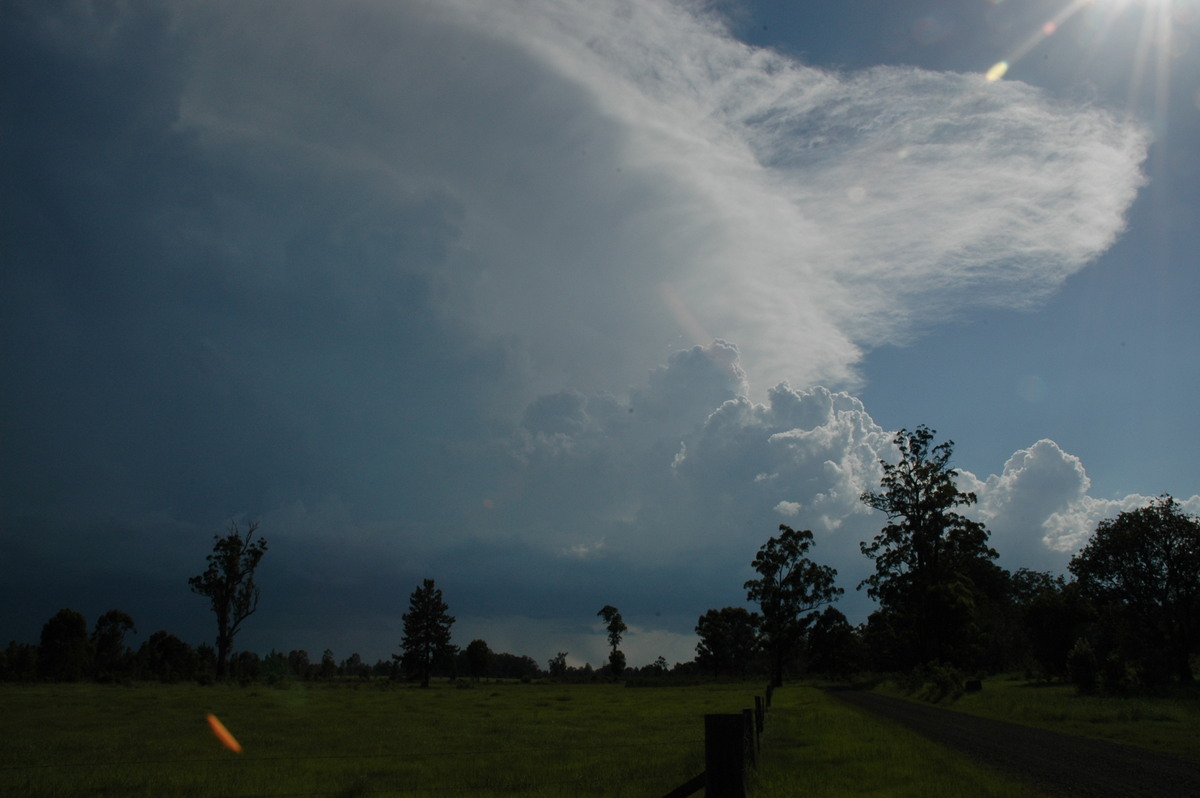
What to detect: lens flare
<box><xmin>206</xmin><ymin>713</ymin><xmax>243</xmax><ymax>753</ymax></box>
<box><xmin>986</xmin><ymin>61</ymin><xmax>1010</xmax><ymax>81</ymax></box>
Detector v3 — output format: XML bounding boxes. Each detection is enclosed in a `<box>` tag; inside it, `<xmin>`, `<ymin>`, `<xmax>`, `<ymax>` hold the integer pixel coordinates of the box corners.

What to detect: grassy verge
<box><xmin>875</xmin><ymin>676</ymin><xmax>1200</xmax><ymax>763</ymax></box>
<box><xmin>750</xmin><ymin>685</ymin><xmax>1050</xmax><ymax>797</ymax></box>
<box><xmin>1</xmin><ymin>680</ymin><xmax>758</xmax><ymax>797</ymax></box>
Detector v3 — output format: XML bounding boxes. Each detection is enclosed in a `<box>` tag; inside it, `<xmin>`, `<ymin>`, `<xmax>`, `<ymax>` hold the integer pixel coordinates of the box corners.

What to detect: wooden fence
<box><xmin>662</xmin><ymin>683</ymin><xmax>774</xmax><ymax>798</ymax></box>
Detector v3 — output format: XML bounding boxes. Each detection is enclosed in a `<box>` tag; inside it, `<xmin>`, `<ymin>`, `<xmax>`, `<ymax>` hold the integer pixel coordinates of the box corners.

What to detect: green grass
<box><xmin>1</xmin><ymin>680</ymin><xmax>753</xmax><ymax>797</ymax></box>
<box><xmin>875</xmin><ymin>675</ymin><xmax>1200</xmax><ymax>763</ymax></box>
<box><xmin>13</xmin><ymin>678</ymin><xmax>1180</xmax><ymax>796</ymax></box>
<box><xmin>750</xmin><ymin>686</ymin><xmax>1050</xmax><ymax>798</ymax></box>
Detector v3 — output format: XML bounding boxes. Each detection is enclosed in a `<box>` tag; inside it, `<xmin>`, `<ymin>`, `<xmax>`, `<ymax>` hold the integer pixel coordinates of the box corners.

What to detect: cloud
<box><xmin>105</xmin><ymin>0</ymin><xmax>1147</xmax><ymax>399</ymax></box>
<box><xmin>0</xmin><ymin>0</ymin><xmax>1163</xmax><ymax>664</ymax></box>
<box><xmin>424</xmin><ymin>0</ymin><xmax>1150</xmax><ymax>391</ymax></box>
<box><xmin>963</xmin><ymin>440</ymin><xmax>1092</xmax><ymax>568</ymax></box>
<box><xmin>962</xmin><ymin>442</ymin><xmax>1200</xmax><ymax>566</ymax></box>
<box><xmin>1042</xmin><ymin>494</ymin><xmax>1200</xmax><ymax>555</ymax></box>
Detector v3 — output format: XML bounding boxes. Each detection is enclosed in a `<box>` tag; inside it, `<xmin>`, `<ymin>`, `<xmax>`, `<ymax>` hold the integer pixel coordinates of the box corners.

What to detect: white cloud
<box><xmin>965</xmin><ymin>443</ymin><xmax>1200</xmax><ymax>564</ymax></box>
<box><xmin>963</xmin><ymin>439</ymin><xmax>1092</xmax><ymax>568</ymax></box>
<box><xmin>774</xmin><ymin>501</ymin><xmax>802</xmax><ymax>517</ymax></box>
<box><xmin>170</xmin><ymin>0</ymin><xmax>1148</xmax><ymax>398</ymax></box>
<box><xmin>1042</xmin><ymin>494</ymin><xmax>1200</xmax><ymax>555</ymax></box>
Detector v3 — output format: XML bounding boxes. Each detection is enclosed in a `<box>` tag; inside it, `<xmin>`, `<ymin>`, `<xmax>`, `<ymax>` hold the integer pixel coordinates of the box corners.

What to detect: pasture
<box><xmin>5</xmin><ymin>677</ymin><xmax>1162</xmax><ymax>797</ymax></box>
<box><xmin>4</xmin><ymin>680</ymin><xmax>727</xmax><ymax>797</ymax></box>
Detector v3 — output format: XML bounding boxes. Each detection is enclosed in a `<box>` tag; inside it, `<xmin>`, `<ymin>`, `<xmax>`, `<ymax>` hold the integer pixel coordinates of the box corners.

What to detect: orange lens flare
<box><xmin>206</xmin><ymin>713</ymin><xmax>243</xmax><ymax>753</ymax></box>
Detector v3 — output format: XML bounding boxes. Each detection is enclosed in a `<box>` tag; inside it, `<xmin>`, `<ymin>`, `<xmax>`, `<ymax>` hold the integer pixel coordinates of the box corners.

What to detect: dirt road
<box><xmin>826</xmin><ymin>689</ymin><xmax>1200</xmax><ymax>797</ymax></box>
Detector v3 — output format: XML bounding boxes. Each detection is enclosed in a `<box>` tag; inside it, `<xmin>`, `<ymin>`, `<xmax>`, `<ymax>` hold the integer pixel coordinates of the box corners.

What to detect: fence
<box><xmin>662</xmin><ymin>683</ymin><xmax>774</xmax><ymax>798</ymax></box>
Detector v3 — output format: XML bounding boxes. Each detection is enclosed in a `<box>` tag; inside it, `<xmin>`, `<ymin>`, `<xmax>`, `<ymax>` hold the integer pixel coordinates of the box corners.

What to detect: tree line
<box><xmin>6</xmin><ymin>426</ymin><xmax>1197</xmax><ymax>693</ymax></box>
<box><xmin>695</xmin><ymin>426</ymin><xmax>1199</xmax><ymax>694</ymax></box>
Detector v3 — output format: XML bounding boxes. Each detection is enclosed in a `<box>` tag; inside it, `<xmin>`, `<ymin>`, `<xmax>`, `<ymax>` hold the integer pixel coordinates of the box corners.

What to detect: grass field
<box><xmin>8</xmin><ymin>677</ymin><xmax>1178</xmax><ymax>797</ymax></box>
<box><xmin>3</xmin><ymin>680</ymin><xmax>743</xmax><ymax>797</ymax></box>
<box><xmin>750</xmin><ymin>686</ymin><xmax>1049</xmax><ymax>798</ymax></box>
<box><xmin>876</xmin><ymin>675</ymin><xmax>1200</xmax><ymax>764</ymax></box>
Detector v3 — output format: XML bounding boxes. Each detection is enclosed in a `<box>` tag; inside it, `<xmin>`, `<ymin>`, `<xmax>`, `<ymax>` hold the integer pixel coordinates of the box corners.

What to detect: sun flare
<box><xmin>989</xmin><ymin>0</ymin><xmax>1191</xmax><ymax>121</ymax></box>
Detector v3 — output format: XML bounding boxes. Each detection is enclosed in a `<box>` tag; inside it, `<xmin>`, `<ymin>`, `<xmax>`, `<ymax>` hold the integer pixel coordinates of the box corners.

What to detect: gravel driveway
<box><xmin>826</xmin><ymin>689</ymin><xmax>1200</xmax><ymax>797</ymax></box>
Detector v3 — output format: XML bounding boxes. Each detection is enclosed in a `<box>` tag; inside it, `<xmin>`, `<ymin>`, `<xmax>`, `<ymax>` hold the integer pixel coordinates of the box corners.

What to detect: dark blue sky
<box><xmin>3</xmin><ymin>0</ymin><xmax>1196</xmax><ymax>667</ymax></box>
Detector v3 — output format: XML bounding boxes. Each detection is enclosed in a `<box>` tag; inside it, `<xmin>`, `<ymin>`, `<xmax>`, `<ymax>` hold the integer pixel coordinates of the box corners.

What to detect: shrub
<box><xmin>1067</xmin><ymin>638</ymin><xmax>1099</xmax><ymax>695</ymax></box>
<box><xmin>920</xmin><ymin>661</ymin><xmax>965</xmax><ymax>703</ymax></box>
<box><xmin>1100</xmin><ymin>653</ymin><xmax>1133</xmax><ymax>695</ymax></box>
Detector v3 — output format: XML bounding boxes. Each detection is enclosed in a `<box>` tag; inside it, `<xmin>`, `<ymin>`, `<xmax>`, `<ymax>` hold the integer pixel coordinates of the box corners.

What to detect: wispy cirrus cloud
<box><xmin>167</xmin><ymin>0</ymin><xmax>1149</xmax><ymax>396</ymax></box>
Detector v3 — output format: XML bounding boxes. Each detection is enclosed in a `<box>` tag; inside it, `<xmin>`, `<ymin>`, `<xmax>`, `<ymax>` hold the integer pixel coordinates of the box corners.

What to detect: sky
<box><xmin>3</xmin><ymin>0</ymin><xmax>1198</xmax><ymax>670</ymax></box>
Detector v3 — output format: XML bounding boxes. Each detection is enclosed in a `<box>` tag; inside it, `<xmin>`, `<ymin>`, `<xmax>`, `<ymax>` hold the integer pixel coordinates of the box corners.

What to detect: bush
<box><xmin>1100</xmin><ymin>653</ymin><xmax>1133</xmax><ymax>695</ymax></box>
<box><xmin>920</xmin><ymin>661</ymin><xmax>965</xmax><ymax>703</ymax></box>
<box><xmin>1067</xmin><ymin>638</ymin><xmax>1099</xmax><ymax>695</ymax></box>
<box><xmin>894</xmin><ymin>662</ymin><xmax>966</xmax><ymax>703</ymax></box>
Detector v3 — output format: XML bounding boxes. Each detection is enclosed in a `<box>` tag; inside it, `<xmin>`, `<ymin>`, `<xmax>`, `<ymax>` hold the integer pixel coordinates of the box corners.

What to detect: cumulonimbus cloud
<box><xmin>0</xmin><ymin>0</ymin><xmax>1169</xmax><ymax>665</ymax></box>
<box><xmin>169</xmin><ymin>0</ymin><xmax>1149</xmax><ymax>397</ymax></box>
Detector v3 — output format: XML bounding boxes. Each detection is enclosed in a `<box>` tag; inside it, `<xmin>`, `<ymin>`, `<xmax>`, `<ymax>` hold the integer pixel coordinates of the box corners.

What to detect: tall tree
<box><xmin>597</xmin><ymin>605</ymin><xmax>627</xmax><ymax>679</ymax></box>
<box><xmin>91</xmin><ymin>609</ymin><xmax>136</xmax><ymax>682</ymax></box>
<box><xmin>745</xmin><ymin>525</ymin><xmax>843</xmax><ymax>686</ymax></box>
<box><xmin>859</xmin><ymin>426</ymin><xmax>996</xmax><ymax>668</ymax></box>
<box><xmin>695</xmin><ymin>607</ymin><xmax>760</xmax><ymax>677</ymax></box>
<box><xmin>398</xmin><ymin>578</ymin><xmax>455</xmax><ymax>687</ymax></box>
<box><xmin>38</xmin><ymin>608</ymin><xmax>91</xmax><ymax>682</ymax></box>
<box><xmin>1069</xmin><ymin>495</ymin><xmax>1200</xmax><ymax>683</ymax></box>
<box><xmin>188</xmin><ymin>521</ymin><xmax>268</xmax><ymax>680</ymax></box>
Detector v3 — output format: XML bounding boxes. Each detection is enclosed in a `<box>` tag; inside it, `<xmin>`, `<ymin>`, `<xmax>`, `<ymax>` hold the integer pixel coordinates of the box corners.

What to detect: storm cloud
<box><xmin>0</xmin><ymin>0</ymin><xmax>1175</xmax><ymax>664</ymax></box>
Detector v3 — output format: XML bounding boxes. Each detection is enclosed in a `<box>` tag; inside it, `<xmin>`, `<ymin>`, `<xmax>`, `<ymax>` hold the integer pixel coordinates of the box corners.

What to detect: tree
<box><xmin>1012</xmin><ymin>570</ymin><xmax>1094</xmax><ymax>681</ymax></box>
<box><xmin>38</xmin><ymin>608</ymin><xmax>91</xmax><ymax>681</ymax></box>
<box><xmin>859</xmin><ymin>426</ymin><xmax>997</xmax><ymax>668</ymax></box>
<box><xmin>548</xmin><ymin>651</ymin><xmax>568</xmax><ymax>679</ymax></box>
<box><xmin>597</xmin><ymin>605</ymin><xmax>627</xmax><ymax>679</ymax></box>
<box><xmin>319</xmin><ymin>649</ymin><xmax>337</xmax><ymax>680</ymax></box>
<box><xmin>188</xmin><ymin>520</ymin><xmax>268</xmax><ymax>680</ymax></box>
<box><xmin>806</xmin><ymin>607</ymin><xmax>862</xmax><ymax>678</ymax></box>
<box><xmin>341</xmin><ymin>652</ymin><xmax>369</xmax><ymax>679</ymax></box>
<box><xmin>397</xmin><ymin>578</ymin><xmax>455</xmax><ymax>687</ymax></box>
<box><xmin>695</xmin><ymin>607</ymin><xmax>760</xmax><ymax>677</ymax></box>
<box><xmin>136</xmin><ymin>630</ymin><xmax>198</xmax><ymax>683</ymax></box>
<box><xmin>91</xmin><ymin>609</ymin><xmax>136</xmax><ymax>682</ymax></box>
<box><xmin>745</xmin><ymin>525</ymin><xmax>843</xmax><ymax>686</ymax></box>
<box><xmin>1069</xmin><ymin>495</ymin><xmax>1200</xmax><ymax>683</ymax></box>
<box><xmin>466</xmin><ymin>639</ymin><xmax>491</xmax><ymax>681</ymax></box>
<box><xmin>1</xmin><ymin>641</ymin><xmax>39</xmax><ymax>681</ymax></box>
<box><xmin>288</xmin><ymin>649</ymin><xmax>311</xmax><ymax>680</ymax></box>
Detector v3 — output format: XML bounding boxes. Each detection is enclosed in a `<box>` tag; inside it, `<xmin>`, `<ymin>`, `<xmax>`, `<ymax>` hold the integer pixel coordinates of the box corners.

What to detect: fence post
<box><xmin>754</xmin><ymin>695</ymin><xmax>764</xmax><ymax>736</ymax></box>
<box><xmin>704</xmin><ymin>714</ymin><xmax>747</xmax><ymax>798</ymax></box>
<box><xmin>742</xmin><ymin>708</ymin><xmax>757</xmax><ymax>766</ymax></box>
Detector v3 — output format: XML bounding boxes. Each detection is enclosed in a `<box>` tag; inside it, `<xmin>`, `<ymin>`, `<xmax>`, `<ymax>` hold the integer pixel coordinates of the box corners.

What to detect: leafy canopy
<box><xmin>745</xmin><ymin>524</ymin><xmax>842</xmax><ymax>685</ymax></box>
<box><xmin>1069</xmin><ymin>495</ymin><xmax>1200</xmax><ymax>682</ymax></box>
<box><xmin>859</xmin><ymin>426</ymin><xmax>995</xmax><ymax>605</ymax></box>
